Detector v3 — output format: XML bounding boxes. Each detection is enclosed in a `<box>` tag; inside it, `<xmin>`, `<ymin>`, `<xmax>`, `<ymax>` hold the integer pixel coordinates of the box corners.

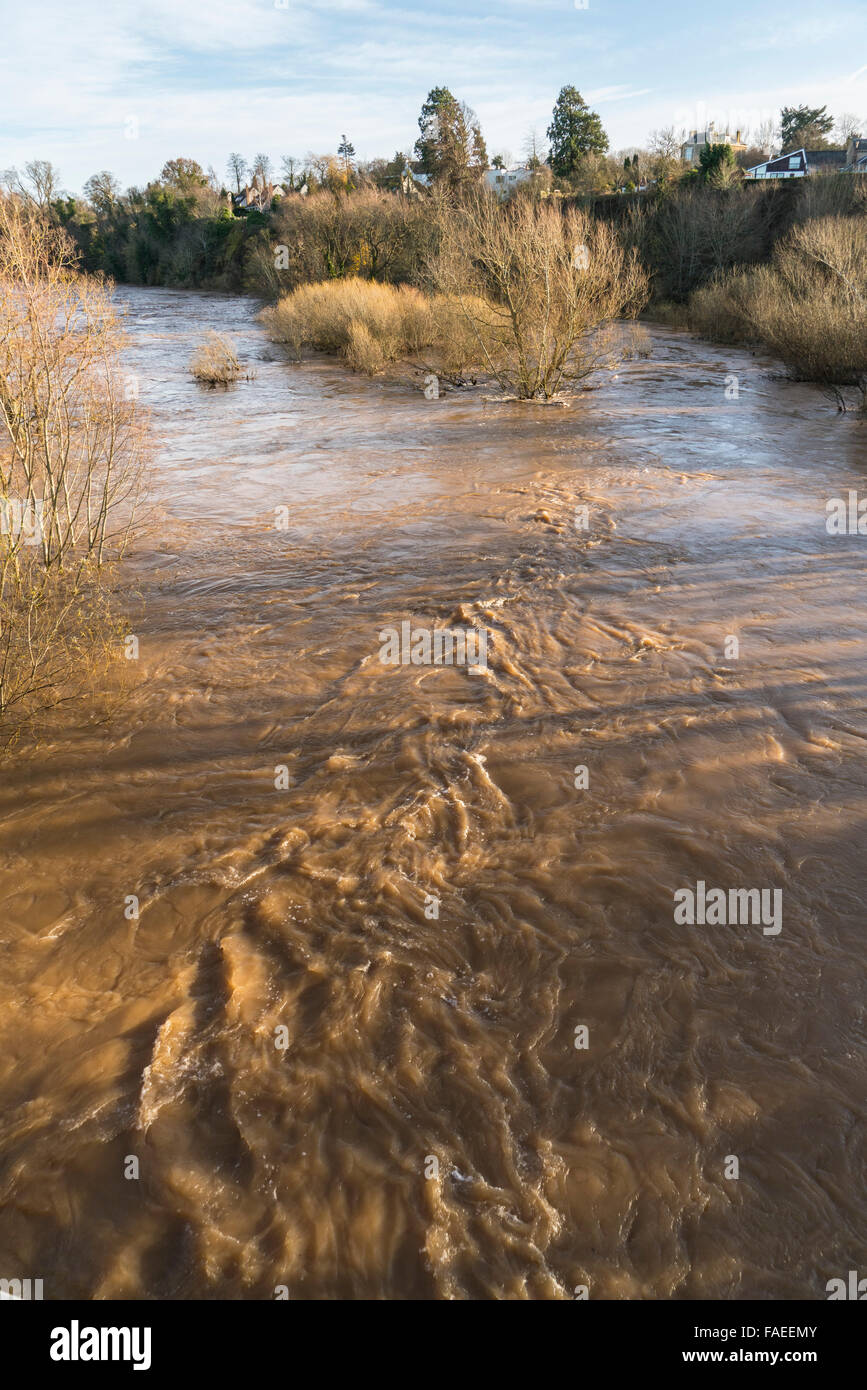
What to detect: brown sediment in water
<box><xmin>0</xmin><ymin>288</ymin><xmax>864</xmax><ymax>1299</ymax></box>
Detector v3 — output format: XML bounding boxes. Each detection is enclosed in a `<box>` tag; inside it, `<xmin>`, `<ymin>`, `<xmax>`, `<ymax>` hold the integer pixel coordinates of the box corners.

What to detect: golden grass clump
<box><xmin>190</xmin><ymin>331</ymin><xmax>246</xmax><ymax>385</ymax></box>
<box><xmin>261</xmin><ymin>278</ymin><xmax>439</xmax><ymax>375</ymax></box>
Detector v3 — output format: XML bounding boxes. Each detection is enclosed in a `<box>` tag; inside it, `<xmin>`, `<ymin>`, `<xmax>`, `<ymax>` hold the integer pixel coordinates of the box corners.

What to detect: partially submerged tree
<box><xmin>428</xmin><ymin>192</ymin><xmax>648</xmax><ymax>399</ymax></box>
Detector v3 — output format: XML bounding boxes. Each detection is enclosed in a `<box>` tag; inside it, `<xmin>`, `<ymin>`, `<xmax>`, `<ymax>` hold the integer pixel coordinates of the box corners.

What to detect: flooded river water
<box><xmin>0</xmin><ymin>286</ymin><xmax>864</xmax><ymax>1299</ymax></box>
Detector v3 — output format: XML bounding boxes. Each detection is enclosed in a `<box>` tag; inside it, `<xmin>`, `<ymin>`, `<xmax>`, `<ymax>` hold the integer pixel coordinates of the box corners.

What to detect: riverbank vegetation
<box><xmin>0</xmin><ymin>199</ymin><xmax>145</xmax><ymax>741</ymax></box>
<box><xmin>263</xmin><ymin>198</ymin><xmax>648</xmax><ymax>399</ymax></box>
<box><xmin>3</xmin><ymin>88</ymin><xmax>865</xmax><ymax>410</ymax></box>
<box><xmin>686</xmin><ymin>215</ymin><xmax>867</xmax><ymax>409</ymax></box>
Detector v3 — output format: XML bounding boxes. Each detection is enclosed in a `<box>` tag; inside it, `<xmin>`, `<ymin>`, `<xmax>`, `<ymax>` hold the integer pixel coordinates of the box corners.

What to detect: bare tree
<box><xmin>0</xmin><ymin>199</ymin><xmax>147</xmax><ymax>733</ymax></box>
<box><xmin>648</xmin><ymin>127</ymin><xmax>680</xmax><ymax>159</ymax></box>
<box><xmin>836</xmin><ymin>113</ymin><xmax>864</xmax><ymax>145</ymax></box>
<box><xmin>522</xmin><ymin>127</ymin><xmax>545</xmax><ymax>170</ymax></box>
<box><xmin>83</xmin><ymin>170</ymin><xmax>122</xmax><ymax>216</ymax></box>
<box><xmin>2</xmin><ymin>160</ymin><xmax>63</xmax><ymax>216</ymax></box>
<box><xmin>754</xmin><ymin>118</ymin><xmax>779</xmax><ymax>156</ymax></box>
<box><xmin>227</xmin><ymin>152</ymin><xmax>247</xmax><ymax>194</ymax></box>
<box><xmin>280</xmin><ymin>155</ymin><xmax>299</xmax><ymax>189</ymax></box>
<box><xmin>252</xmin><ymin>152</ymin><xmax>273</xmax><ymax>186</ymax></box>
<box><xmin>429</xmin><ymin>193</ymin><xmax>648</xmax><ymax>399</ymax></box>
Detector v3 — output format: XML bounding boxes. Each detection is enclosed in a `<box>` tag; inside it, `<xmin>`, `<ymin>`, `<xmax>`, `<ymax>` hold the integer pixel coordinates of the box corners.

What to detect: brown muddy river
<box><xmin>0</xmin><ymin>286</ymin><xmax>865</xmax><ymax>1300</ymax></box>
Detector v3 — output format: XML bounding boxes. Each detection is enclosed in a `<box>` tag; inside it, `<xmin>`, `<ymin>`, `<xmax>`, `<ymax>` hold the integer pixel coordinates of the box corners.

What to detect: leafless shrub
<box><xmin>628</xmin><ymin>183</ymin><xmax>786</xmax><ymax>302</ymax></box>
<box><xmin>0</xmin><ymin>197</ymin><xmax>146</xmax><ymax>738</ymax></box>
<box><xmin>427</xmin><ymin>192</ymin><xmax>648</xmax><ymax>398</ymax></box>
<box><xmin>622</xmin><ymin>322</ymin><xmax>653</xmax><ymax>358</ymax></box>
<box><xmin>645</xmin><ymin>299</ymin><xmax>690</xmax><ymax>330</ymax></box>
<box><xmin>797</xmin><ymin>171</ymin><xmax>867</xmax><ymax>223</ymax></box>
<box><xmin>688</xmin><ymin>265</ymin><xmax>772</xmax><ymax>344</ymax></box>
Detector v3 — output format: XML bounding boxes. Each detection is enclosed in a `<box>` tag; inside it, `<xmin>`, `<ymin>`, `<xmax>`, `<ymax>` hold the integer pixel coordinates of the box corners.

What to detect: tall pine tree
<box><xmin>546</xmin><ymin>87</ymin><xmax>608</xmax><ymax>178</ymax></box>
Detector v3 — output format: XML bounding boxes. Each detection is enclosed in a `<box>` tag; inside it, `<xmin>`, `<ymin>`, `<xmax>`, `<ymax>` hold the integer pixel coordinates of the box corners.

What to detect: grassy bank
<box><xmin>683</xmin><ymin>214</ymin><xmax>867</xmax><ymax>409</ymax></box>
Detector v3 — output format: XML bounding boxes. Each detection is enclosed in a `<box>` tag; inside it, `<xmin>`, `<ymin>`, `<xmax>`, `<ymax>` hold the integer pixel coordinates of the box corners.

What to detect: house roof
<box><xmin>806</xmin><ymin>149</ymin><xmax>847</xmax><ymax>167</ymax></box>
<box><xmin>746</xmin><ymin>148</ymin><xmax>807</xmax><ymax>173</ymax></box>
<box><xmin>486</xmin><ymin>165</ymin><xmax>532</xmax><ymax>179</ymax></box>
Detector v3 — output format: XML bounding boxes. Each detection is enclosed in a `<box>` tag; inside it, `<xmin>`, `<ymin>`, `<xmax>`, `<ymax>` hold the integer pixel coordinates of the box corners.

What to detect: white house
<box><xmin>231</xmin><ymin>178</ymin><xmax>294</xmax><ymax>210</ymax></box>
<box><xmin>744</xmin><ymin>148</ymin><xmax>808</xmax><ymax>179</ymax></box>
<box><xmin>845</xmin><ymin>136</ymin><xmax>867</xmax><ymax>170</ymax></box>
<box><xmin>400</xmin><ymin>164</ymin><xmax>431</xmax><ymax>196</ymax></box>
<box><xmin>485</xmin><ymin>165</ymin><xmax>535</xmax><ymax>197</ymax></box>
<box><xmin>745</xmin><ymin>143</ymin><xmax>866</xmax><ymax>180</ymax></box>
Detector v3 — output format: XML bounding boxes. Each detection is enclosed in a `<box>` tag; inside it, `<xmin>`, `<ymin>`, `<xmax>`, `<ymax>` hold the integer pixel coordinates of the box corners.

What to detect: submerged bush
<box><xmin>688</xmin><ymin>265</ymin><xmax>772</xmax><ymax>344</ymax></box>
<box><xmin>261</xmin><ymin>278</ymin><xmax>440</xmax><ymax>375</ymax></box>
<box><xmin>189</xmin><ymin>331</ymin><xmax>246</xmax><ymax>385</ymax></box>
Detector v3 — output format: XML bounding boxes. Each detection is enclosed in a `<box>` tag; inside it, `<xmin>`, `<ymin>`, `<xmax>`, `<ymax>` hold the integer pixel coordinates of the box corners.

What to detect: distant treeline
<box><xmin>50</xmin><ymin>166</ymin><xmax>866</xmax><ymax>312</ymax></box>
<box><xmin>56</xmin><ymin>183</ymin><xmax>263</xmax><ymax>292</ymax></box>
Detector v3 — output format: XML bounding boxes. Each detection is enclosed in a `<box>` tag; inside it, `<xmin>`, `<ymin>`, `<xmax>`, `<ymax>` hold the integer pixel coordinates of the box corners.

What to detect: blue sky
<box><xmin>1</xmin><ymin>0</ymin><xmax>865</xmax><ymax>194</ymax></box>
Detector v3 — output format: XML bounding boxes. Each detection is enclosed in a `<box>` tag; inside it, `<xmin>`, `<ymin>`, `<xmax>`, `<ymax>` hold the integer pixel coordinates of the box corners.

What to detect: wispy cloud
<box><xmin>586</xmin><ymin>86</ymin><xmax>654</xmax><ymax>104</ymax></box>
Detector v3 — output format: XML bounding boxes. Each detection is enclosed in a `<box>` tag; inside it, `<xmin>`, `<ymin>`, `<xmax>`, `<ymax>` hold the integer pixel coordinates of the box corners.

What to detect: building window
<box><xmin>788</xmin><ymin>156</ymin><xmax>800</xmax><ymax>170</ymax></box>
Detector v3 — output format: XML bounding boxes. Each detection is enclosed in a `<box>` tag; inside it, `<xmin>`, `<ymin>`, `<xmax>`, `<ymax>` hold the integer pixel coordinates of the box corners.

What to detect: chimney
<box><xmin>736</xmin><ymin>129</ymin><xmax>741</xmax><ymax>143</ymax></box>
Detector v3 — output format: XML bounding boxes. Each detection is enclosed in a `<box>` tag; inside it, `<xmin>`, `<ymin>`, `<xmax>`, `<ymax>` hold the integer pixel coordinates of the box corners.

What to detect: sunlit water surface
<box><xmin>0</xmin><ymin>287</ymin><xmax>865</xmax><ymax>1299</ymax></box>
